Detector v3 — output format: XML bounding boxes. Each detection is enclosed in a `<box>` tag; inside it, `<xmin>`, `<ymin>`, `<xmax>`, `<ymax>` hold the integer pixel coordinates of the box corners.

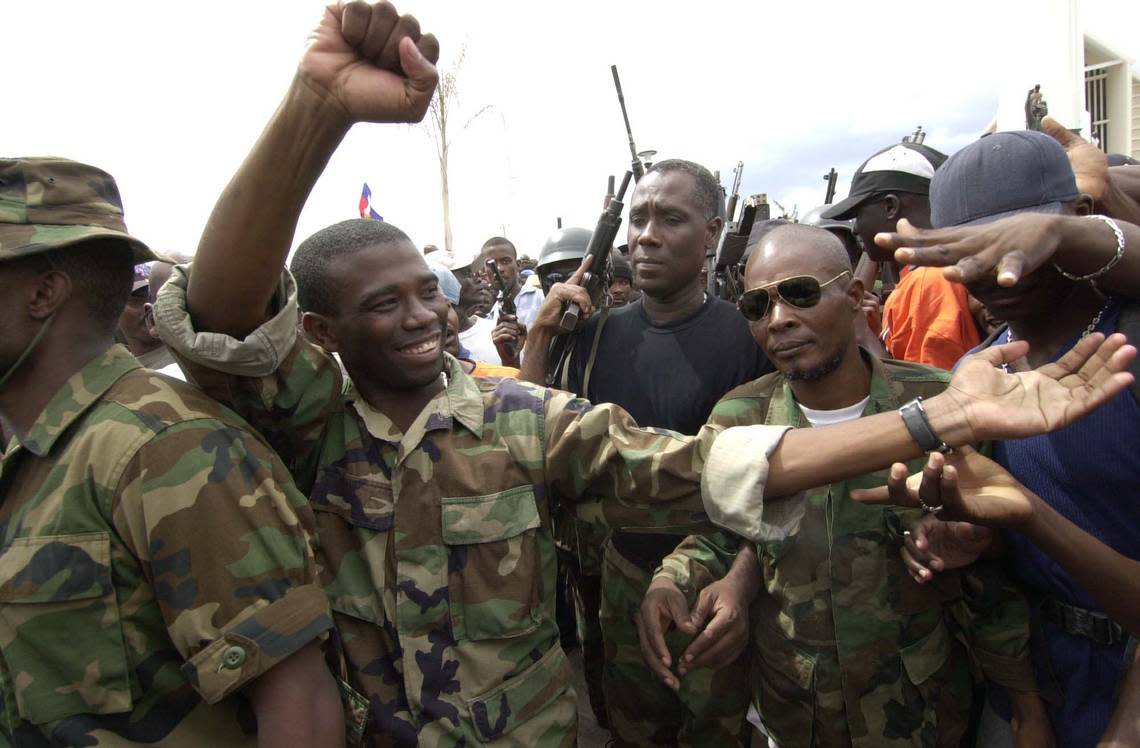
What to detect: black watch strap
<box><xmin>899</xmin><ymin>396</ymin><xmax>952</xmax><ymax>454</ymax></box>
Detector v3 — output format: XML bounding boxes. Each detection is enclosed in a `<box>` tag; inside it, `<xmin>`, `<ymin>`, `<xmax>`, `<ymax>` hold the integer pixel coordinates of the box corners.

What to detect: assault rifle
<box><xmin>611</xmin><ymin>66</ymin><xmax>645</xmax><ymax>182</ymax></box>
<box><xmin>709</xmin><ymin>194</ymin><xmax>770</xmax><ymax>302</ymax></box>
<box><xmin>726</xmin><ymin>161</ymin><xmax>744</xmax><ymax>222</ymax></box>
<box><xmin>559</xmin><ymin>170</ymin><xmax>632</xmax><ymax>332</ymax></box>
<box><xmin>486</xmin><ymin>259</ymin><xmax>518</xmax><ymax>359</ymax></box>
<box><xmin>823</xmin><ymin>167</ymin><xmax>838</xmax><ymax>204</ymax></box>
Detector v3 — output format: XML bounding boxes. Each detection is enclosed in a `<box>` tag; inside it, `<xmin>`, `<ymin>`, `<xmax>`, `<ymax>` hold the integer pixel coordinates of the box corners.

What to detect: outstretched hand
<box><xmin>851</xmin><ymin>447</ymin><xmax>1036</xmax><ymax>529</ymax></box>
<box><xmin>299</xmin><ymin>1</ymin><xmax>440</xmax><ymax>124</ymax></box>
<box><xmin>941</xmin><ymin>333</ymin><xmax>1135</xmax><ymax>442</ymax></box>
<box><xmin>1042</xmin><ymin>115</ymin><xmax>1108</xmax><ymax>202</ymax></box>
<box><xmin>899</xmin><ymin>513</ymin><xmax>994</xmax><ymax>584</ymax></box>
<box><xmin>874</xmin><ymin>215</ymin><xmax>1066</xmax><ymax>287</ymax></box>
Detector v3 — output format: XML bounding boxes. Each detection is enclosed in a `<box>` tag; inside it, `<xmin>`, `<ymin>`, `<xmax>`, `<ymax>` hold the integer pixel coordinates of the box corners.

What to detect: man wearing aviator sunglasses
<box><xmin>641</xmin><ymin>223</ymin><xmax>1052</xmax><ymax>747</ymax></box>
<box><xmin>737</xmin><ymin>270</ymin><xmax>852</xmax><ymax>322</ymax></box>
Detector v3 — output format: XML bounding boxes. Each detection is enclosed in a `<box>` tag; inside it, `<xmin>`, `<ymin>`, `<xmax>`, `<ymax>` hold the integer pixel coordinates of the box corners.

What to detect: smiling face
<box><xmin>627</xmin><ymin>170</ymin><xmax>721</xmax><ymax>300</ymax></box>
<box><xmin>744</xmin><ymin>226</ymin><xmax>861</xmax><ymax>381</ymax></box>
<box><xmin>310</xmin><ymin>241</ymin><xmax>449</xmax><ymax>392</ymax></box>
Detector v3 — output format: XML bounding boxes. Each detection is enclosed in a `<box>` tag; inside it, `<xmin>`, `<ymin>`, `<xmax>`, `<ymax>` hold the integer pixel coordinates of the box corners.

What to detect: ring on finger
<box><xmin>920</xmin><ymin>501</ymin><xmax>943</xmax><ymax>515</ymax></box>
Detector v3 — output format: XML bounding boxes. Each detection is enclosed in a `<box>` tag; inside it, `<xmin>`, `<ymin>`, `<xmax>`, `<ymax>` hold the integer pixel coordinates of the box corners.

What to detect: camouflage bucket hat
<box><xmin>0</xmin><ymin>157</ymin><xmax>165</xmax><ymax>264</ymax></box>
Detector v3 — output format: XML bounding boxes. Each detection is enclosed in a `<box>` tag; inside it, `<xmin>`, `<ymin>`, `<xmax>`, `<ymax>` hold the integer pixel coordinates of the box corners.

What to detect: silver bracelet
<box><xmin>1054</xmin><ymin>214</ymin><xmax>1125</xmax><ymax>282</ymax></box>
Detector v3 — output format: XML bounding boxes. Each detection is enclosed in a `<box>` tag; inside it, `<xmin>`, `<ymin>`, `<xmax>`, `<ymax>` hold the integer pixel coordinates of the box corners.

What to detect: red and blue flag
<box><xmin>359</xmin><ymin>183</ymin><xmax>383</xmax><ymax>221</ymax></box>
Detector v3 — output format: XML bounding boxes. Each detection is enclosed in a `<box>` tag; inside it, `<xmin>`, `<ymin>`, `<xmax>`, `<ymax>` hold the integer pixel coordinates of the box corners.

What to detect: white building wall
<box><xmin>1133</xmin><ymin>76</ymin><xmax>1140</xmax><ymax>158</ymax></box>
<box><xmin>993</xmin><ymin>0</ymin><xmax>1086</xmax><ymax>134</ymax></box>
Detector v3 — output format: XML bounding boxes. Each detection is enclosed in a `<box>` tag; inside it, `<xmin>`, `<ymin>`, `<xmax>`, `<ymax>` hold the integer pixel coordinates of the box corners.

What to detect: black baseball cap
<box><xmin>930</xmin><ymin>130</ymin><xmax>1079</xmax><ymax>228</ymax></box>
<box><xmin>821</xmin><ymin>142</ymin><xmax>948</xmax><ymax>220</ymax></box>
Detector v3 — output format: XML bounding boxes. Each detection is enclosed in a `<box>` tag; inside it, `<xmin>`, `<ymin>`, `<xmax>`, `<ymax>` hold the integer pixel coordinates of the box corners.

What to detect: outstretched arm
<box><xmin>852</xmin><ymin>447</ymin><xmax>1140</xmax><ymax>637</ymax></box>
<box><xmin>875</xmin><ymin>213</ymin><xmax>1140</xmax><ymax>299</ymax></box>
<box><xmin>187</xmin><ymin>1</ymin><xmax>439</xmax><ymax>337</ymax></box>
<box><xmin>761</xmin><ymin>332</ymin><xmax>1134</xmax><ymax>498</ymax></box>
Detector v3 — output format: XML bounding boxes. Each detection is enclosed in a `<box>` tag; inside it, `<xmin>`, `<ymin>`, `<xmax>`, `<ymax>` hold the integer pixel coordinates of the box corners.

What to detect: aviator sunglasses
<box><xmin>737</xmin><ymin>270</ymin><xmax>851</xmax><ymax>321</ymax></box>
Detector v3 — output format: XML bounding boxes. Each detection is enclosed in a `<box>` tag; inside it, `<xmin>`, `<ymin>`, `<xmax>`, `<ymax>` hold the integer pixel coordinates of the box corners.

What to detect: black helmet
<box><xmin>801</xmin><ymin>204</ymin><xmax>856</xmax><ymax>236</ymax></box>
<box><xmin>536</xmin><ymin>227</ymin><xmax>591</xmax><ymax>270</ymax></box>
<box><xmin>610</xmin><ymin>250</ymin><xmax>632</xmax><ymax>281</ymax></box>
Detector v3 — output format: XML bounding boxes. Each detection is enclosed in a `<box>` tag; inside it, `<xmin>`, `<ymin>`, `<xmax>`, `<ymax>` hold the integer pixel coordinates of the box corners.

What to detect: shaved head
<box><xmin>746</xmin><ymin>223</ymin><xmax>852</xmax><ymax>283</ymax></box>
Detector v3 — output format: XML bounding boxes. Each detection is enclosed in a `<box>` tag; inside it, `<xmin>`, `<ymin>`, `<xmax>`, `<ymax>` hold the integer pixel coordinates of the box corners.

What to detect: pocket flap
<box><xmin>311</xmin><ymin>468</ymin><xmax>394</xmax><ymax>531</ymax></box>
<box><xmin>441</xmin><ymin>486</ymin><xmax>540</xmax><ymax>545</ymax></box>
<box><xmin>899</xmin><ymin>622</ymin><xmax>951</xmax><ymax>686</ymax></box>
<box><xmin>0</xmin><ymin>533</ymin><xmax>112</xmax><ymax>604</ymax></box>
<box><xmin>466</xmin><ymin>644</ymin><xmax>573</xmax><ymax>741</ymax></box>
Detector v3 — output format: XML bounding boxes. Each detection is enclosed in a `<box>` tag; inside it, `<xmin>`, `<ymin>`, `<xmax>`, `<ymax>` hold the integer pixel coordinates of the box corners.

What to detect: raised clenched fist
<box><xmin>299</xmin><ymin>1</ymin><xmax>440</xmax><ymax>124</ymax></box>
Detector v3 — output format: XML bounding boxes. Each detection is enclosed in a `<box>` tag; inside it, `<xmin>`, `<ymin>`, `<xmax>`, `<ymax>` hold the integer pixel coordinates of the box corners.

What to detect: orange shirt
<box><xmin>880</xmin><ymin>266</ymin><xmax>980</xmax><ymax>371</ymax></box>
<box><xmin>470</xmin><ymin>362</ymin><xmax>520</xmax><ymax>378</ymax></box>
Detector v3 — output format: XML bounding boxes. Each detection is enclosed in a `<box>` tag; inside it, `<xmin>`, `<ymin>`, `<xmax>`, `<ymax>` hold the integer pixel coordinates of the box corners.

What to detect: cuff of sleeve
<box><xmin>976</xmin><ymin>649</ymin><xmax>1039</xmax><ymax>692</ymax></box>
<box><xmin>154</xmin><ymin>263</ymin><xmax>300</xmax><ymax>377</ymax></box>
<box><xmin>653</xmin><ymin>554</ymin><xmax>691</xmax><ymax>591</ymax></box>
<box><xmin>701</xmin><ymin>424</ymin><xmax>804</xmax><ymax>543</ymax></box>
<box><xmin>180</xmin><ymin>584</ymin><xmax>334</xmax><ymax>704</ymax></box>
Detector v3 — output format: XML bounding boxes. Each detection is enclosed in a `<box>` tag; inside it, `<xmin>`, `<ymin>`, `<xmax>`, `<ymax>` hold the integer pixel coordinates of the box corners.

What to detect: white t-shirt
<box><xmin>798</xmin><ymin>396</ymin><xmax>870</xmax><ymax>427</ymax></box>
<box><xmin>458</xmin><ymin>315</ymin><xmax>501</xmax><ymax>365</ymax></box>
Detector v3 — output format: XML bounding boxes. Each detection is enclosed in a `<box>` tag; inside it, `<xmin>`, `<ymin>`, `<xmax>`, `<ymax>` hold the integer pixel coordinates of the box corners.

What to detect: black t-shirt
<box><xmin>556</xmin><ymin>295</ymin><xmax>772</xmax><ymax>569</ymax></box>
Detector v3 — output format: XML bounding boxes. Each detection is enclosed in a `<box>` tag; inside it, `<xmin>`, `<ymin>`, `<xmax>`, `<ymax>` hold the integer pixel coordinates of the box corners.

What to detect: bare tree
<box><xmin>424</xmin><ymin>43</ymin><xmax>491</xmax><ymax>253</ymax></box>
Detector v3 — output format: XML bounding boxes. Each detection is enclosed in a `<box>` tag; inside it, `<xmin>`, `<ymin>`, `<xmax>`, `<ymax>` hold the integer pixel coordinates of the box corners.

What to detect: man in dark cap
<box><xmin>0</xmin><ymin>158</ymin><xmax>341</xmax><ymax>746</ymax></box>
<box><xmin>823</xmin><ymin>142</ymin><xmax>981</xmax><ymax>370</ymax></box>
<box><xmin>876</xmin><ymin>128</ymin><xmax>1140</xmax><ymax>748</ymax></box>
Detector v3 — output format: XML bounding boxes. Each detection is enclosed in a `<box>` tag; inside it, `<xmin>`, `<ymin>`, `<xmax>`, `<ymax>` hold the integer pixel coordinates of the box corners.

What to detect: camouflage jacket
<box><xmin>656</xmin><ymin>355</ymin><xmax>1037</xmax><ymax>748</ymax></box>
<box><xmin>0</xmin><ymin>346</ymin><xmax>332</xmax><ymax>747</ymax></box>
<box><xmin>155</xmin><ymin>268</ymin><xmax>720</xmax><ymax>747</ymax></box>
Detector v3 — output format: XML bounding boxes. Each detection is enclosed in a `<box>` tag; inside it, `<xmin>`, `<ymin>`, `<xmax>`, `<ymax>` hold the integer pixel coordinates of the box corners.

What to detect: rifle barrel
<box><xmin>611</xmin><ymin>65</ymin><xmax>645</xmax><ymax>180</ymax></box>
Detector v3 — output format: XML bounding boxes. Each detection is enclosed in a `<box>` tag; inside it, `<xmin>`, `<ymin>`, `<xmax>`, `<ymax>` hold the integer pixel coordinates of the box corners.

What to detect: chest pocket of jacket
<box><xmin>0</xmin><ymin>532</ymin><xmax>132</xmax><ymax>726</ymax></box>
<box><xmin>311</xmin><ymin>468</ymin><xmax>394</xmax><ymax>626</ymax></box>
<box><xmin>442</xmin><ymin>486</ymin><xmax>543</xmax><ymax>641</ymax></box>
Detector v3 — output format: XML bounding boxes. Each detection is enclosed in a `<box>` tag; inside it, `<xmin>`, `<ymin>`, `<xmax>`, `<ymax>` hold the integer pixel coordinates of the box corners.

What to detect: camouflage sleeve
<box><xmin>952</xmin><ymin>560</ymin><xmax>1038</xmax><ymax>692</ymax></box>
<box><xmin>154</xmin><ymin>264</ymin><xmax>343</xmax><ymax>490</ymax></box>
<box><xmin>111</xmin><ymin>418</ymin><xmax>334</xmax><ymax>704</ymax></box>
<box><xmin>541</xmin><ymin>388</ymin><xmax>794</xmax><ymax>540</ymax></box>
<box><xmin>540</xmin><ymin>389</ymin><xmax>715</xmax><ymax>533</ymax></box>
<box><xmin>653</xmin><ymin>532</ymin><xmax>741</xmax><ymax>596</ymax></box>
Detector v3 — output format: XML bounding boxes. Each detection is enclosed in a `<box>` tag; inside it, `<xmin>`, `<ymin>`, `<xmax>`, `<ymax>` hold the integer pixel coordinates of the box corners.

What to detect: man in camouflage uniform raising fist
<box><xmin>156</xmin><ymin>2</ymin><xmax>1138</xmax><ymax>746</ymax></box>
<box><xmin>0</xmin><ymin>159</ymin><xmax>343</xmax><ymax>746</ymax></box>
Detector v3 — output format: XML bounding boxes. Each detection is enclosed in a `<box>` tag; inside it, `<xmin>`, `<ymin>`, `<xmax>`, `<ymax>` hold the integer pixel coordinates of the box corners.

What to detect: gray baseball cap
<box><xmin>931</xmin><ymin>130</ymin><xmax>1079</xmax><ymax>228</ymax></box>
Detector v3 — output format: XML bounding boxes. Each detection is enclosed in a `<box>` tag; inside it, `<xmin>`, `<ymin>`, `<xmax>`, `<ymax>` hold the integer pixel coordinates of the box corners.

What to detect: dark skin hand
<box><xmin>491</xmin><ymin>313</ymin><xmax>524</xmax><ymax>367</ymax></box>
<box><xmin>517</xmin><ymin>255</ymin><xmax>594</xmax><ymax>385</ymax></box>
<box><xmin>900</xmin><ymin>512</ymin><xmax>995</xmax><ymax>584</ymax></box>
<box><xmin>187</xmin><ymin>0</ymin><xmax>440</xmax><ymax>338</ymax></box>
<box><xmin>636</xmin><ymin>545</ymin><xmax>759</xmax><ymax>690</ymax></box>
<box><xmin>1041</xmin><ymin>116</ymin><xmax>1140</xmax><ymax>226</ymax></box>
<box><xmin>874</xmin><ymin>212</ymin><xmax>1140</xmax><ymax>299</ymax></box>
<box><xmin>852</xmin><ymin>447</ymin><xmax>1140</xmax><ymax>637</ymax></box>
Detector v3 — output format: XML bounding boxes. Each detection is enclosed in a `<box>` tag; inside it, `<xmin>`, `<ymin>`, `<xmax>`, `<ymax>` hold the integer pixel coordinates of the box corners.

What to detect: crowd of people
<box><xmin>2</xmin><ymin>3</ymin><xmax>1140</xmax><ymax>747</ymax></box>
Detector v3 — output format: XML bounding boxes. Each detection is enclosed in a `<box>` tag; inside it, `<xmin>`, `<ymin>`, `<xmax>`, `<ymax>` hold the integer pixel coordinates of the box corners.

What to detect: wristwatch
<box><xmin>899</xmin><ymin>396</ymin><xmax>952</xmax><ymax>454</ymax></box>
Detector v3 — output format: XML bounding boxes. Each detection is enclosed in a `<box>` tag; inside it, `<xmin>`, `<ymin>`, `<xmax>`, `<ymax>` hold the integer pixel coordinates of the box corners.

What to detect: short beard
<box><xmin>784</xmin><ymin>351</ymin><xmax>844</xmax><ymax>382</ymax></box>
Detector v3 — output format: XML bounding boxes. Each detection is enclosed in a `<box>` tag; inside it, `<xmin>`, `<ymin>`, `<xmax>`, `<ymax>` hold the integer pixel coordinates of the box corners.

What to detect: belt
<box><xmin>1041</xmin><ymin>598</ymin><xmax>1126</xmax><ymax>647</ymax></box>
<box><xmin>609</xmin><ymin>532</ymin><xmax>685</xmax><ymax>573</ymax></box>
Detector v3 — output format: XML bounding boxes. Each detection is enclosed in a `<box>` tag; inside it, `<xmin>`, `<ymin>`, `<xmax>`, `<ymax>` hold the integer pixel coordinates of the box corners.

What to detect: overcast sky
<box><xmin>5</xmin><ymin>1</ymin><xmax>1138</xmax><ymax>263</ymax></box>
